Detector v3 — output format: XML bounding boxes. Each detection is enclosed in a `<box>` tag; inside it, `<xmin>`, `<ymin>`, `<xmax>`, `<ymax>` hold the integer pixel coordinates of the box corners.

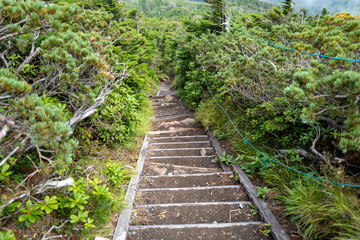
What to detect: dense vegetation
<box><xmin>1</xmin><ymin>0</ymin><xmax>359</xmax><ymax>239</ymax></box>
<box><xmin>122</xmin><ymin>0</ymin><xmax>274</xmax><ymax>18</ymax></box>
<box><xmin>0</xmin><ymin>0</ymin><xmax>177</xmax><ymax>238</ymax></box>
<box><xmin>175</xmin><ymin>1</ymin><xmax>360</xmax><ymax>239</ymax></box>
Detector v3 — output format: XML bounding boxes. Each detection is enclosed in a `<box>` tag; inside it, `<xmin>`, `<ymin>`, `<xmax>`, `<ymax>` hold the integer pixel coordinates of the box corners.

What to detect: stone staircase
<box><xmin>113</xmin><ymin>82</ymin><xmax>289</xmax><ymax>240</ymax></box>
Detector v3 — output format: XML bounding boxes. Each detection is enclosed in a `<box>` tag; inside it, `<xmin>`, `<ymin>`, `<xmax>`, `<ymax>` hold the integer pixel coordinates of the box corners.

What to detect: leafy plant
<box><xmin>105</xmin><ymin>162</ymin><xmax>132</xmax><ymax>185</ymax></box>
<box><xmin>0</xmin><ymin>230</ymin><xmax>16</xmax><ymax>240</ymax></box>
<box><xmin>256</xmin><ymin>186</ymin><xmax>273</xmax><ymax>200</ymax></box>
<box><xmin>240</xmin><ymin>155</ymin><xmax>263</xmax><ymax>174</ymax></box>
<box><xmin>18</xmin><ymin>200</ymin><xmax>43</xmax><ymax>225</ymax></box>
<box><xmin>219</xmin><ymin>152</ymin><xmax>245</xmax><ymax>165</ymax></box>
<box><xmin>229</xmin><ymin>174</ymin><xmax>239</xmax><ymax>181</ymax></box>
<box><xmin>260</xmin><ymin>222</ymin><xmax>272</xmax><ymax>236</ymax></box>
<box><xmin>39</xmin><ymin>196</ymin><xmax>59</xmax><ymax>214</ymax></box>
<box><xmin>68</xmin><ymin>178</ymin><xmax>86</xmax><ymax>194</ymax></box>
<box><xmin>0</xmin><ymin>163</ymin><xmax>12</xmax><ymax>182</ymax></box>
<box><xmin>70</xmin><ymin>210</ymin><xmax>88</xmax><ymax>224</ymax></box>
<box><xmin>65</xmin><ymin>192</ymin><xmax>89</xmax><ymax>212</ymax></box>
<box><xmin>249</xmin><ymin>203</ymin><xmax>258</xmax><ymax>215</ymax></box>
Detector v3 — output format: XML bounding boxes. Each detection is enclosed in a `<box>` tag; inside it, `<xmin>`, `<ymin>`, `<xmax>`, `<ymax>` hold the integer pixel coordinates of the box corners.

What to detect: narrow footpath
<box><xmin>113</xmin><ymin>81</ymin><xmax>289</xmax><ymax>240</ymax></box>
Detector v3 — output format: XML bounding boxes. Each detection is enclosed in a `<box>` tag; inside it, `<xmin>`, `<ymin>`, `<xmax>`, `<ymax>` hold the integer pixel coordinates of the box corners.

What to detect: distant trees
<box><xmin>203</xmin><ymin>0</ymin><xmax>227</xmax><ymax>32</ymax></box>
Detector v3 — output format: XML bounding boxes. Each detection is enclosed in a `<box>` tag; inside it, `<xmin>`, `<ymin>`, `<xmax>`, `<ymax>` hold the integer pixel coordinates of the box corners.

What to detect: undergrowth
<box><xmin>75</xmin><ymin>98</ymin><xmax>153</xmax><ymax>239</ymax></box>
<box><xmin>195</xmin><ymin>98</ymin><xmax>360</xmax><ymax>240</ymax></box>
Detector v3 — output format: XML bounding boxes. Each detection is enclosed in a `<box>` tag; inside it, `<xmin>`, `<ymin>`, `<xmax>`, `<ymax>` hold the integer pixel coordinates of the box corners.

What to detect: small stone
<box><xmin>213</xmin><ymin>221</ymin><xmax>218</xmax><ymax>224</ymax></box>
<box><xmin>164</xmin><ymin>95</ymin><xmax>174</xmax><ymax>102</ymax></box>
<box><xmin>148</xmin><ymin>165</ymin><xmax>167</xmax><ymax>175</ymax></box>
<box><xmin>200</xmin><ymin>148</ymin><xmax>206</xmax><ymax>156</ymax></box>
<box><xmin>158</xmin><ymin>121</ymin><xmax>181</xmax><ymax>129</ymax></box>
<box><xmin>181</xmin><ymin>118</ymin><xmax>195</xmax><ymax>125</ymax></box>
<box><xmin>95</xmin><ymin>237</ymin><xmax>110</xmax><ymax>240</ymax></box>
<box><xmin>160</xmin><ymin>102</ymin><xmax>172</xmax><ymax>106</ymax></box>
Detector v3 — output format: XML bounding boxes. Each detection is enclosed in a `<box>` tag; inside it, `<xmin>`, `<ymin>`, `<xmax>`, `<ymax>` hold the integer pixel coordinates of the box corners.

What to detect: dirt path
<box><xmin>113</xmin><ymin>82</ymin><xmax>288</xmax><ymax>240</ymax></box>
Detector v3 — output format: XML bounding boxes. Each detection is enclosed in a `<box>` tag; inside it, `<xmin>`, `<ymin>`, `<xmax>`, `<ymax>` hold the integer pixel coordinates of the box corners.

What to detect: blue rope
<box><xmin>227</xmin><ymin>17</ymin><xmax>360</xmax><ymax>63</ymax></box>
<box><xmin>203</xmin><ymin>76</ymin><xmax>360</xmax><ymax>188</ymax></box>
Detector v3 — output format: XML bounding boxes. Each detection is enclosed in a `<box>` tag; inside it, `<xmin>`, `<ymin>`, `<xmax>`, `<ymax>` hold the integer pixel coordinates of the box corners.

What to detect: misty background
<box><xmin>260</xmin><ymin>0</ymin><xmax>360</xmax><ymax>15</ymax></box>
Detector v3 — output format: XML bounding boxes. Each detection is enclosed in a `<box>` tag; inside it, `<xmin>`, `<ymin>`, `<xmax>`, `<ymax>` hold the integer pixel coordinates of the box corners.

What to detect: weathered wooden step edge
<box><xmin>129</xmin><ymin>221</ymin><xmax>262</xmax><ymax>230</ymax></box>
<box><xmin>208</xmin><ymin>131</ymin><xmax>291</xmax><ymax>240</ymax></box>
<box><xmin>112</xmin><ymin>135</ymin><xmax>150</xmax><ymax>240</ymax></box>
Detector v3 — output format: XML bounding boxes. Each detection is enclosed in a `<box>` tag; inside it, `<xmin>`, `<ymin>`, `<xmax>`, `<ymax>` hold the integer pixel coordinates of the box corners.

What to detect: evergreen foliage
<box><xmin>175</xmin><ymin>7</ymin><xmax>360</xmax><ymax>239</ymax></box>
<box><xmin>0</xmin><ymin>0</ymin><xmax>174</xmax><ymax>237</ymax></box>
<box><xmin>121</xmin><ymin>0</ymin><xmax>274</xmax><ymax>19</ymax></box>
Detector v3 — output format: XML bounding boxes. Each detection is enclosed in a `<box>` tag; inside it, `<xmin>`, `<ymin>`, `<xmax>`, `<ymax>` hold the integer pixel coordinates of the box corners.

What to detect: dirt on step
<box><xmin>139</xmin><ymin>173</ymin><xmax>236</xmax><ymax>189</ymax></box>
<box><xmin>135</xmin><ymin>186</ymin><xmax>249</xmax><ymax>205</ymax></box>
<box><xmin>127</xmin><ymin>224</ymin><xmax>272</xmax><ymax>240</ymax></box>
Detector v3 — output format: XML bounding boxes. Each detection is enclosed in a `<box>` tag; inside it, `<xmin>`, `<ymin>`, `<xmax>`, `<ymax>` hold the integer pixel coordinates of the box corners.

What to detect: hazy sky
<box><xmin>261</xmin><ymin>0</ymin><xmax>360</xmax><ymax>15</ymax></box>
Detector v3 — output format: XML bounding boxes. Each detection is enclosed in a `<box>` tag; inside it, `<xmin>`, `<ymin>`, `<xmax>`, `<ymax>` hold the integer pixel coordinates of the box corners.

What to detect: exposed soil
<box><xmin>139</xmin><ymin>173</ymin><xmax>237</xmax><ymax>189</ymax></box>
<box><xmin>135</xmin><ymin>186</ymin><xmax>249</xmax><ymax>205</ymax></box>
<box><xmin>134</xmin><ymin>203</ymin><xmax>260</xmax><ymax>225</ymax></box>
<box><xmin>146</xmin><ymin>156</ymin><xmax>219</xmax><ymax>168</ymax></box>
<box><xmin>128</xmin><ymin>224</ymin><xmax>272</xmax><ymax>240</ymax></box>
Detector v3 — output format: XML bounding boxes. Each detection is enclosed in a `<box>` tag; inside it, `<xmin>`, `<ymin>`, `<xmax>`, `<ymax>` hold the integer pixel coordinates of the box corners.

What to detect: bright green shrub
<box><xmin>176</xmin><ymin>7</ymin><xmax>360</xmax><ymax>239</ymax></box>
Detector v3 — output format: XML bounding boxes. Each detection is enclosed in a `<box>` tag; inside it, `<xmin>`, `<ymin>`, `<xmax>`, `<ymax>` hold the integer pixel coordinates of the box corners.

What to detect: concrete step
<box><xmin>149</xmin><ymin>141</ymin><xmax>211</xmax><ymax>149</ymax></box>
<box><xmin>127</xmin><ymin>222</ymin><xmax>270</xmax><ymax>240</ymax></box>
<box><xmin>132</xmin><ymin>202</ymin><xmax>259</xmax><ymax>225</ymax></box>
<box><xmin>136</xmin><ymin>185</ymin><xmax>249</xmax><ymax>205</ymax></box>
<box><xmin>146</xmin><ymin>156</ymin><xmax>218</xmax><ymax>168</ymax></box>
<box><xmin>151</xmin><ymin>135</ymin><xmax>209</xmax><ymax>143</ymax></box>
<box><xmin>147</xmin><ymin>147</ymin><xmax>214</xmax><ymax>157</ymax></box>
<box><xmin>139</xmin><ymin>172</ymin><xmax>235</xmax><ymax>189</ymax></box>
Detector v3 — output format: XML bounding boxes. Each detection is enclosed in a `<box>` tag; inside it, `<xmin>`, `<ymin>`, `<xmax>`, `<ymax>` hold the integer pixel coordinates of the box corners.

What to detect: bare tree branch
<box><xmin>0</xmin><ymin>115</ymin><xmax>15</xmax><ymax>142</ymax></box>
<box><xmin>16</xmin><ymin>47</ymin><xmax>40</xmax><ymax>73</ymax></box>
<box><xmin>311</xmin><ymin>123</ymin><xmax>332</xmax><ymax>167</ymax></box>
<box><xmin>317</xmin><ymin>116</ymin><xmax>346</xmax><ymax>131</ymax></box>
<box><xmin>41</xmin><ymin>220</ymin><xmax>69</xmax><ymax>240</ymax></box>
<box><xmin>278</xmin><ymin>148</ymin><xmax>323</xmax><ymax>162</ymax></box>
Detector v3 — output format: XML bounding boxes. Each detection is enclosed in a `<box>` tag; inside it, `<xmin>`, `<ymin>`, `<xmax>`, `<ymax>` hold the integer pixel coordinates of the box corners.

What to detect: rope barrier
<box><xmin>203</xmin><ymin>76</ymin><xmax>360</xmax><ymax>188</ymax></box>
<box><xmin>227</xmin><ymin>16</ymin><xmax>360</xmax><ymax>63</ymax></box>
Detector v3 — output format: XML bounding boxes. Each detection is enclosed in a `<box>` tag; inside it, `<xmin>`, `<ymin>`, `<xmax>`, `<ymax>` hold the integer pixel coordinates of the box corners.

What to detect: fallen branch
<box><xmin>16</xmin><ymin>47</ymin><xmax>40</xmax><ymax>73</ymax></box>
<box><xmin>147</xmin><ymin>161</ymin><xmax>220</xmax><ymax>173</ymax></box>
<box><xmin>41</xmin><ymin>220</ymin><xmax>69</xmax><ymax>240</ymax></box>
<box><xmin>0</xmin><ymin>147</ymin><xmax>19</xmax><ymax>168</ymax></box>
<box><xmin>34</xmin><ymin>177</ymin><xmax>74</xmax><ymax>194</ymax></box>
<box><xmin>311</xmin><ymin>123</ymin><xmax>332</xmax><ymax>167</ymax></box>
<box><xmin>0</xmin><ymin>115</ymin><xmax>15</xmax><ymax>142</ymax></box>
<box><xmin>278</xmin><ymin>148</ymin><xmax>322</xmax><ymax>162</ymax></box>
<box><xmin>317</xmin><ymin>116</ymin><xmax>346</xmax><ymax>131</ymax></box>
<box><xmin>0</xmin><ymin>178</ymin><xmax>74</xmax><ymax>212</ymax></box>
